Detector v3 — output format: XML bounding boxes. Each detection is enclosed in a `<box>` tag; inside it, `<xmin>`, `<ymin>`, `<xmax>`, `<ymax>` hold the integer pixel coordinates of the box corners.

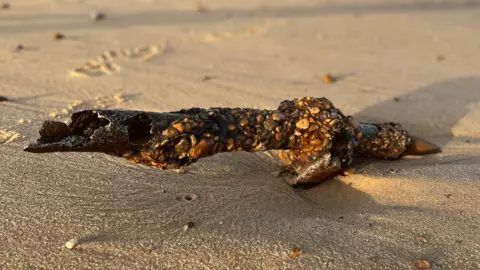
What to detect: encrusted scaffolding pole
<box><xmin>24</xmin><ymin>97</ymin><xmax>440</xmax><ymax>185</ymax></box>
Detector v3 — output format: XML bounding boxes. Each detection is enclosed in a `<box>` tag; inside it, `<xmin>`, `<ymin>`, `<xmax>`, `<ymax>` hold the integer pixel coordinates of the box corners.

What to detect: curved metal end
<box><xmin>403</xmin><ymin>136</ymin><xmax>442</xmax><ymax>156</ymax></box>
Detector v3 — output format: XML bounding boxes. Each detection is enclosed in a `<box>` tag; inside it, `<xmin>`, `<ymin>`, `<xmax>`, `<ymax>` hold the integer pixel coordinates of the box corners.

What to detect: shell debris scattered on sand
<box><xmin>69</xmin><ymin>42</ymin><xmax>166</xmax><ymax>78</ymax></box>
<box><xmin>0</xmin><ymin>129</ymin><xmax>21</xmax><ymax>144</ymax></box>
<box><xmin>65</xmin><ymin>239</ymin><xmax>79</xmax><ymax>250</ymax></box>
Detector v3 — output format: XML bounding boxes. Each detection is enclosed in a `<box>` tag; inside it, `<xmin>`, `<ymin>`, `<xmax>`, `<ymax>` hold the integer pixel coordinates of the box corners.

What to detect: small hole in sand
<box><xmin>175</xmin><ymin>193</ymin><xmax>198</xmax><ymax>202</ymax></box>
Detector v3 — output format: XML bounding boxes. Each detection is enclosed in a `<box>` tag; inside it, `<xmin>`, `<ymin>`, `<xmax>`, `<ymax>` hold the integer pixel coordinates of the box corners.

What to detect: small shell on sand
<box><xmin>65</xmin><ymin>238</ymin><xmax>79</xmax><ymax>249</ymax></box>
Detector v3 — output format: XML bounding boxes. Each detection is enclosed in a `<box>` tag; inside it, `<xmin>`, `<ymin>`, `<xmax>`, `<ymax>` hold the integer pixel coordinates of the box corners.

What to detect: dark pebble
<box><xmin>15</xmin><ymin>44</ymin><xmax>24</xmax><ymax>51</ymax></box>
<box><xmin>0</xmin><ymin>96</ymin><xmax>7</xmax><ymax>102</ymax></box>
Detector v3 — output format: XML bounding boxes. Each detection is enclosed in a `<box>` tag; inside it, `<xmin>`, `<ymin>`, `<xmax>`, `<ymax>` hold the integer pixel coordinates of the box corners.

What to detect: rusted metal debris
<box><xmin>24</xmin><ymin>97</ymin><xmax>441</xmax><ymax>186</ymax></box>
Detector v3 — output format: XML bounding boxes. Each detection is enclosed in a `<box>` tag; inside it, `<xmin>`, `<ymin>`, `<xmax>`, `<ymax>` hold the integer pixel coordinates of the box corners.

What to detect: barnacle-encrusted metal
<box><xmin>24</xmin><ymin>97</ymin><xmax>437</xmax><ymax>185</ymax></box>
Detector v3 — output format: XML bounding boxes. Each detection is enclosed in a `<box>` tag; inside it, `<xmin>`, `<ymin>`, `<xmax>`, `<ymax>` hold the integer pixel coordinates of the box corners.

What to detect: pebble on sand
<box><xmin>413</xmin><ymin>260</ymin><xmax>431</xmax><ymax>269</ymax></box>
<box><xmin>195</xmin><ymin>2</ymin><xmax>209</xmax><ymax>12</ymax></box>
<box><xmin>53</xmin><ymin>32</ymin><xmax>65</xmax><ymax>40</ymax></box>
<box><xmin>183</xmin><ymin>221</ymin><xmax>194</xmax><ymax>231</ymax></box>
<box><xmin>0</xmin><ymin>96</ymin><xmax>7</xmax><ymax>102</ymax></box>
<box><xmin>321</xmin><ymin>73</ymin><xmax>337</xmax><ymax>84</ymax></box>
<box><xmin>289</xmin><ymin>247</ymin><xmax>303</xmax><ymax>259</ymax></box>
<box><xmin>1</xmin><ymin>2</ymin><xmax>10</xmax><ymax>9</ymax></box>
<box><xmin>65</xmin><ymin>238</ymin><xmax>79</xmax><ymax>249</ymax></box>
<box><xmin>90</xmin><ymin>11</ymin><xmax>106</xmax><ymax>21</ymax></box>
<box><xmin>15</xmin><ymin>44</ymin><xmax>24</xmax><ymax>52</ymax></box>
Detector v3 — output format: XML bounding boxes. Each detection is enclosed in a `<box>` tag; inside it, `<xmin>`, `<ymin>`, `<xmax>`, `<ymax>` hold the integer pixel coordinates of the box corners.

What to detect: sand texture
<box><xmin>1</xmin><ymin>0</ymin><xmax>480</xmax><ymax>269</ymax></box>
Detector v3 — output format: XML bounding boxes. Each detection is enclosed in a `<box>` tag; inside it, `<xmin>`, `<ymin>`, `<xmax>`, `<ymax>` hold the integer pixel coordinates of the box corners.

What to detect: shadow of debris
<box><xmin>354</xmin><ymin>76</ymin><xmax>480</xmax><ymax>144</ymax></box>
<box><xmin>0</xmin><ymin>1</ymin><xmax>479</xmax><ymax>33</ymax></box>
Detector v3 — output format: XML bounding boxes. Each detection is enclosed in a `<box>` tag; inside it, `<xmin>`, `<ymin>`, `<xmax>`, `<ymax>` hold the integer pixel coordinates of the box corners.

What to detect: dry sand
<box><xmin>1</xmin><ymin>0</ymin><xmax>480</xmax><ymax>269</ymax></box>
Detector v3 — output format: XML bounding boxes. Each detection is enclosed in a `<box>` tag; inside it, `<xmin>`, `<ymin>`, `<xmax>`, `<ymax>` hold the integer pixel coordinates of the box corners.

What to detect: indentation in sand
<box><xmin>70</xmin><ymin>42</ymin><xmax>167</xmax><ymax>78</ymax></box>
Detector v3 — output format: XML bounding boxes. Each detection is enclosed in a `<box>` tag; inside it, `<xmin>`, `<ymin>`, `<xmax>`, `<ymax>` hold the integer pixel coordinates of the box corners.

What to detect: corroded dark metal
<box><xmin>24</xmin><ymin>97</ymin><xmax>441</xmax><ymax>185</ymax></box>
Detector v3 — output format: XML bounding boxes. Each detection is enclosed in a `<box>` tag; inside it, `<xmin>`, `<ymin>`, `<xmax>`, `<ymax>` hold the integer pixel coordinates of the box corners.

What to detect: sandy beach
<box><xmin>1</xmin><ymin>0</ymin><xmax>480</xmax><ymax>269</ymax></box>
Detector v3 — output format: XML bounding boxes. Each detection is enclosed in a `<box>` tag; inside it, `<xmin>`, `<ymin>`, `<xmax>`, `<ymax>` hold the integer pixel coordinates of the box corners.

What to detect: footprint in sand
<box><xmin>70</xmin><ymin>42</ymin><xmax>167</xmax><ymax>78</ymax></box>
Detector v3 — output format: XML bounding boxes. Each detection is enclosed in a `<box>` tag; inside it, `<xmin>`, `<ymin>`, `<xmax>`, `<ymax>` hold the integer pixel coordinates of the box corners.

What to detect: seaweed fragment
<box><xmin>24</xmin><ymin>97</ymin><xmax>441</xmax><ymax>185</ymax></box>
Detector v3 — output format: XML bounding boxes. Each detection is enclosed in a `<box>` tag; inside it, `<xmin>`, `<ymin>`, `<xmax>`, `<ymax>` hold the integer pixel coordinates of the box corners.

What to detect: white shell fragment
<box><xmin>65</xmin><ymin>238</ymin><xmax>79</xmax><ymax>249</ymax></box>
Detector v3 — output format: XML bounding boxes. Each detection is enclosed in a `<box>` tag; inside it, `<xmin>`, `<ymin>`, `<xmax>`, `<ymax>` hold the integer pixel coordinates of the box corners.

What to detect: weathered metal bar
<box><xmin>24</xmin><ymin>97</ymin><xmax>440</xmax><ymax>185</ymax></box>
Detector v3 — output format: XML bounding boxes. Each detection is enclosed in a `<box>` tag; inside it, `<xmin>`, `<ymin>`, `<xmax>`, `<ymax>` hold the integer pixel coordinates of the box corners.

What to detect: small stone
<box><xmin>393</xmin><ymin>97</ymin><xmax>401</xmax><ymax>102</ymax></box>
<box><xmin>295</xmin><ymin>118</ymin><xmax>310</xmax><ymax>130</ymax></box>
<box><xmin>201</xmin><ymin>75</ymin><xmax>214</xmax><ymax>81</ymax></box>
<box><xmin>263</xmin><ymin>119</ymin><xmax>277</xmax><ymax>131</ymax></box>
<box><xmin>172</xmin><ymin>123</ymin><xmax>184</xmax><ymax>133</ymax></box>
<box><xmin>256</xmin><ymin>114</ymin><xmax>265</xmax><ymax>124</ymax></box>
<box><xmin>0</xmin><ymin>96</ymin><xmax>7</xmax><ymax>102</ymax></box>
<box><xmin>1</xmin><ymin>2</ymin><xmax>10</xmax><ymax>9</ymax></box>
<box><xmin>321</xmin><ymin>73</ymin><xmax>337</xmax><ymax>84</ymax></box>
<box><xmin>416</xmin><ymin>237</ymin><xmax>427</xmax><ymax>243</ymax></box>
<box><xmin>65</xmin><ymin>238</ymin><xmax>79</xmax><ymax>250</ymax></box>
<box><xmin>189</xmin><ymin>139</ymin><xmax>212</xmax><ymax>159</ymax></box>
<box><xmin>17</xmin><ymin>119</ymin><xmax>25</xmax><ymax>124</ymax></box>
<box><xmin>308</xmin><ymin>107</ymin><xmax>320</xmax><ymax>114</ymax></box>
<box><xmin>195</xmin><ymin>2</ymin><xmax>209</xmax><ymax>12</ymax></box>
<box><xmin>164</xmin><ymin>128</ymin><xmax>179</xmax><ymax>138</ymax></box>
<box><xmin>272</xmin><ymin>112</ymin><xmax>285</xmax><ymax>121</ymax></box>
<box><xmin>413</xmin><ymin>260</ymin><xmax>430</xmax><ymax>269</ymax></box>
<box><xmin>90</xmin><ymin>10</ymin><xmax>106</xmax><ymax>21</ymax></box>
<box><xmin>434</xmin><ymin>55</ymin><xmax>445</xmax><ymax>62</ymax></box>
<box><xmin>53</xmin><ymin>32</ymin><xmax>65</xmax><ymax>40</ymax></box>
<box><xmin>388</xmin><ymin>168</ymin><xmax>397</xmax><ymax>174</ymax></box>
<box><xmin>239</xmin><ymin>118</ymin><xmax>249</xmax><ymax>127</ymax></box>
<box><xmin>15</xmin><ymin>44</ymin><xmax>24</xmax><ymax>52</ymax></box>
<box><xmin>190</xmin><ymin>134</ymin><xmax>197</xmax><ymax>146</ymax></box>
<box><xmin>175</xmin><ymin>138</ymin><xmax>190</xmax><ymax>153</ymax></box>
<box><xmin>289</xmin><ymin>247</ymin><xmax>303</xmax><ymax>259</ymax></box>
<box><xmin>227</xmin><ymin>123</ymin><xmax>236</xmax><ymax>131</ymax></box>
<box><xmin>309</xmin><ymin>138</ymin><xmax>322</xmax><ymax>146</ymax></box>
<box><xmin>445</xmin><ymin>193</ymin><xmax>452</xmax><ymax>199</ymax></box>
<box><xmin>275</xmin><ymin>133</ymin><xmax>282</xmax><ymax>141</ymax></box>
<box><xmin>183</xmin><ymin>221</ymin><xmax>194</xmax><ymax>231</ymax></box>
